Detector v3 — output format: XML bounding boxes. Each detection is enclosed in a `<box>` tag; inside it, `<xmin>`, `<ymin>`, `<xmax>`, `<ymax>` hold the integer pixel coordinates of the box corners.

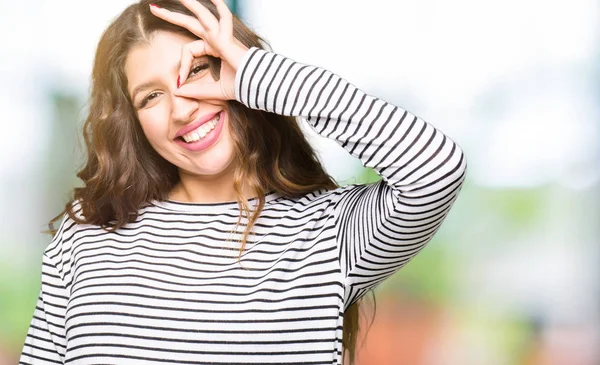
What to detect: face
<box><xmin>125</xmin><ymin>31</ymin><xmax>236</xmax><ymax>181</ymax></box>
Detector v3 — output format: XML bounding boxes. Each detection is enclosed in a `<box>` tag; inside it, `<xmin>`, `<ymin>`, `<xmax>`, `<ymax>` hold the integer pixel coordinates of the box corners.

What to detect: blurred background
<box><xmin>1</xmin><ymin>0</ymin><xmax>598</xmax><ymax>364</ymax></box>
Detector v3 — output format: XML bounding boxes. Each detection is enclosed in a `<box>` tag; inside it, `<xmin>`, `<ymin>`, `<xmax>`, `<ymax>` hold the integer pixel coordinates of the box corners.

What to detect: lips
<box><xmin>173</xmin><ymin>110</ymin><xmax>226</xmax><ymax>152</ymax></box>
<box><xmin>175</xmin><ymin>110</ymin><xmax>222</xmax><ymax>139</ymax></box>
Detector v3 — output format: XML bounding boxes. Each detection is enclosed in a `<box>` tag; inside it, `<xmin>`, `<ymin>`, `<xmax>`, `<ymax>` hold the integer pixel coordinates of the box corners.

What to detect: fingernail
<box><xmin>177</xmin><ymin>75</ymin><xmax>181</xmax><ymax>88</ymax></box>
<box><xmin>150</xmin><ymin>3</ymin><xmax>161</xmax><ymax>9</ymax></box>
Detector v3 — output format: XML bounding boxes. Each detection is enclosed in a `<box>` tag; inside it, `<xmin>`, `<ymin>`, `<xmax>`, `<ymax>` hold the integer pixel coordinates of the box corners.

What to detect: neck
<box><xmin>169</xmin><ymin>165</ymin><xmax>257</xmax><ymax>204</ymax></box>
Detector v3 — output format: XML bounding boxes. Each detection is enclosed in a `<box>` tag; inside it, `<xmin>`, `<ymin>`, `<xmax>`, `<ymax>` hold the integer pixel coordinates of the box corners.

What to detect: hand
<box><xmin>149</xmin><ymin>0</ymin><xmax>249</xmax><ymax>100</ymax></box>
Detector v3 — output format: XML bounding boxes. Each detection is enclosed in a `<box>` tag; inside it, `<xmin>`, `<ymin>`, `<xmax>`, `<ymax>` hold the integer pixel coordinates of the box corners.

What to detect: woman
<box><xmin>19</xmin><ymin>0</ymin><xmax>467</xmax><ymax>364</ymax></box>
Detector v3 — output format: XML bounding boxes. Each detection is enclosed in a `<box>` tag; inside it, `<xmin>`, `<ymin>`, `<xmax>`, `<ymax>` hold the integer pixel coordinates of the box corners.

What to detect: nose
<box><xmin>170</xmin><ymin>92</ymin><xmax>198</xmax><ymax>125</ymax></box>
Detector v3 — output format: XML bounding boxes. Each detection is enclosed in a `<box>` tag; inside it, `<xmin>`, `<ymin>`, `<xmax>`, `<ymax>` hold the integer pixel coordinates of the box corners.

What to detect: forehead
<box><xmin>125</xmin><ymin>31</ymin><xmax>196</xmax><ymax>92</ymax></box>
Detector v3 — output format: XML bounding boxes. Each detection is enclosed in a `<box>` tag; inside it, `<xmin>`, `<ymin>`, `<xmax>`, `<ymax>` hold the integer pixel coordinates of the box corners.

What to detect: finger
<box><xmin>210</xmin><ymin>0</ymin><xmax>233</xmax><ymax>30</ymax></box>
<box><xmin>180</xmin><ymin>0</ymin><xmax>219</xmax><ymax>32</ymax></box>
<box><xmin>174</xmin><ymin>82</ymin><xmax>223</xmax><ymax>100</ymax></box>
<box><xmin>149</xmin><ymin>4</ymin><xmax>206</xmax><ymax>38</ymax></box>
<box><xmin>179</xmin><ymin>40</ymin><xmax>206</xmax><ymax>87</ymax></box>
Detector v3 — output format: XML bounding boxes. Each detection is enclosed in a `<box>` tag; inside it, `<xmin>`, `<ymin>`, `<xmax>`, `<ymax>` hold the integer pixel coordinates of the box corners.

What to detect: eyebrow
<box><xmin>130</xmin><ymin>60</ymin><xmax>183</xmax><ymax>101</ymax></box>
<box><xmin>131</xmin><ymin>81</ymin><xmax>156</xmax><ymax>102</ymax></box>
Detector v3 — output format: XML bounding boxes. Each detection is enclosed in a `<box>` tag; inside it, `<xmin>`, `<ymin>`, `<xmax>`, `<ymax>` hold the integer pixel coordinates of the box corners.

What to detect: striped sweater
<box><xmin>19</xmin><ymin>47</ymin><xmax>467</xmax><ymax>365</ymax></box>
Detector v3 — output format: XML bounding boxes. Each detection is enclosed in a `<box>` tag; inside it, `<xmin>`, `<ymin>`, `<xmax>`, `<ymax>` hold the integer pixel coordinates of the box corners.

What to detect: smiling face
<box><xmin>125</xmin><ymin>31</ymin><xmax>237</xmax><ymax>184</ymax></box>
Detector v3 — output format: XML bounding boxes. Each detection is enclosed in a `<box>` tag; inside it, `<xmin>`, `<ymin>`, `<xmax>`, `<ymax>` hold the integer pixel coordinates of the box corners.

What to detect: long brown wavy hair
<box><xmin>51</xmin><ymin>0</ymin><xmax>371</xmax><ymax>362</ymax></box>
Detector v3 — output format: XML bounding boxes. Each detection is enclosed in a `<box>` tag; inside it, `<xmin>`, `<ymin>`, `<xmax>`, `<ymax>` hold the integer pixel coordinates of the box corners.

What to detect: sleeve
<box><xmin>235</xmin><ymin>48</ymin><xmax>467</xmax><ymax>307</ymax></box>
<box><xmin>19</xmin><ymin>253</ymin><xmax>68</xmax><ymax>364</ymax></box>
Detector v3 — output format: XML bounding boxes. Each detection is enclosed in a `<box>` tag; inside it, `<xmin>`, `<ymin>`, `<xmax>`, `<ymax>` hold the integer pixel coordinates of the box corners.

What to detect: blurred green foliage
<box><xmin>478</xmin><ymin>188</ymin><xmax>546</xmax><ymax>232</ymax></box>
<box><xmin>0</xmin><ymin>265</ymin><xmax>40</xmax><ymax>352</ymax></box>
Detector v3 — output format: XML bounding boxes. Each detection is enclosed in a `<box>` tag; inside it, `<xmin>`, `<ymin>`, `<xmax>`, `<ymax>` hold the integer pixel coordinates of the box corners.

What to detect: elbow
<box><xmin>452</xmin><ymin>146</ymin><xmax>468</xmax><ymax>189</ymax></box>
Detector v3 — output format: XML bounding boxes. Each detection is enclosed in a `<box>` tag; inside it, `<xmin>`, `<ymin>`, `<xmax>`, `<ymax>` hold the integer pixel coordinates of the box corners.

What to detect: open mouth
<box><xmin>173</xmin><ymin>110</ymin><xmax>225</xmax><ymax>152</ymax></box>
<box><xmin>176</xmin><ymin>111</ymin><xmax>222</xmax><ymax>144</ymax></box>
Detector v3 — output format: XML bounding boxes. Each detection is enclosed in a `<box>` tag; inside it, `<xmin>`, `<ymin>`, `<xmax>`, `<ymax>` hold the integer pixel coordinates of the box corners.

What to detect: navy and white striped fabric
<box><xmin>20</xmin><ymin>48</ymin><xmax>466</xmax><ymax>364</ymax></box>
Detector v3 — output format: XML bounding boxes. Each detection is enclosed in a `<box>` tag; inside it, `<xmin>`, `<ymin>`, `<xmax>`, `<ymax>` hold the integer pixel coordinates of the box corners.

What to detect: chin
<box><xmin>179</xmin><ymin>153</ymin><xmax>237</xmax><ymax>179</ymax></box>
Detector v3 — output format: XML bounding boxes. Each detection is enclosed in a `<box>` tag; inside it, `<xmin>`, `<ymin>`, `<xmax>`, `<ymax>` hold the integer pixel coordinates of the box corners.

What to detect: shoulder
<box><xmin>273</xmin><ymin>184</ymin><xmax>371</xmax><ymax>213</ymax></box>
<box><xmin>44</xmin><ymin>200</ymin><xmax>89</xmax><ymax>263</ymax></box>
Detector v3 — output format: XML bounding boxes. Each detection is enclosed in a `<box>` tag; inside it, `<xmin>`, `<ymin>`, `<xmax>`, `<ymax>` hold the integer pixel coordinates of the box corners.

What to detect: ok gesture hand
<box><xmin>150</xmin><ymin>0</ymin><xmax>249</xmax><ymax>100</ymax></box>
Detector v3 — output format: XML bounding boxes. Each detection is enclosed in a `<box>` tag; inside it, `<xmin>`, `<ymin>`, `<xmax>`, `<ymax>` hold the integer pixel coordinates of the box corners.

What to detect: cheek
<box><xmin>137</xmin><ymin>110</ymin><xmax>170</xmax><ymax>145</ymax></box>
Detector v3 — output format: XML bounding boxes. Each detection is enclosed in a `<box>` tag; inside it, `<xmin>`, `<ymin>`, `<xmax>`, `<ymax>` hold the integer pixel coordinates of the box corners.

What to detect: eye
<box><xmin>138</xmin><ymin>91</ymin><xmax>161</xmax><ymax>109</ymax></box>
<box><xmin>187</xmin><ymin>62</ymin><xmax>209</xmax><ymax>80</ymax></box>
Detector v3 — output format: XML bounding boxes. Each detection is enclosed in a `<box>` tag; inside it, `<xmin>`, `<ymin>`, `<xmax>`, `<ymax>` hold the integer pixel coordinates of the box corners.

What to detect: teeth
<box><xmin>181</xmin><ymin>113</ymin><xmax>220</xmax><ymax>143</ymax></box>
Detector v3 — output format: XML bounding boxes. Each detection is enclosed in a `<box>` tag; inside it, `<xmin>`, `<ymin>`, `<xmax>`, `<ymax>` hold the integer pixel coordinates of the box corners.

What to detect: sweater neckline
<box><xmin>148</xmin><ymin>190</ymin><xmax>282</xmax><ymax>213</ymax></box>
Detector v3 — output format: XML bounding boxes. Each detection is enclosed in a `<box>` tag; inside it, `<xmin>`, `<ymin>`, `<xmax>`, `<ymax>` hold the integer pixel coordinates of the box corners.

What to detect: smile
<box><xmin>174</xmin><ymin>110</ymin><xmax>225</xmax><ymax>152</ymax></box>
<box><xmin>181</xmin><ymin>113</ymin><xmax>221</xmax><ymax>143</ymax></box>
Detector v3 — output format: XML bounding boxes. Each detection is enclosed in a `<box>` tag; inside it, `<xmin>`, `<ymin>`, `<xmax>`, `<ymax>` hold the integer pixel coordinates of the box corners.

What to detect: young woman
<box><xmin>19</xmin><ymin>0</ymin><xmax>466</xmax><ymax>364</ymax></box>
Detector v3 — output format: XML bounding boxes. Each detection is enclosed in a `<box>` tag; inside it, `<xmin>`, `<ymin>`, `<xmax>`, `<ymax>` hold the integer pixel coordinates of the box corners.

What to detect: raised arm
<box><xmin>235</xmin><ymin>48</ymin><xmax>467</xmax><ymax>307</ymax></box>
